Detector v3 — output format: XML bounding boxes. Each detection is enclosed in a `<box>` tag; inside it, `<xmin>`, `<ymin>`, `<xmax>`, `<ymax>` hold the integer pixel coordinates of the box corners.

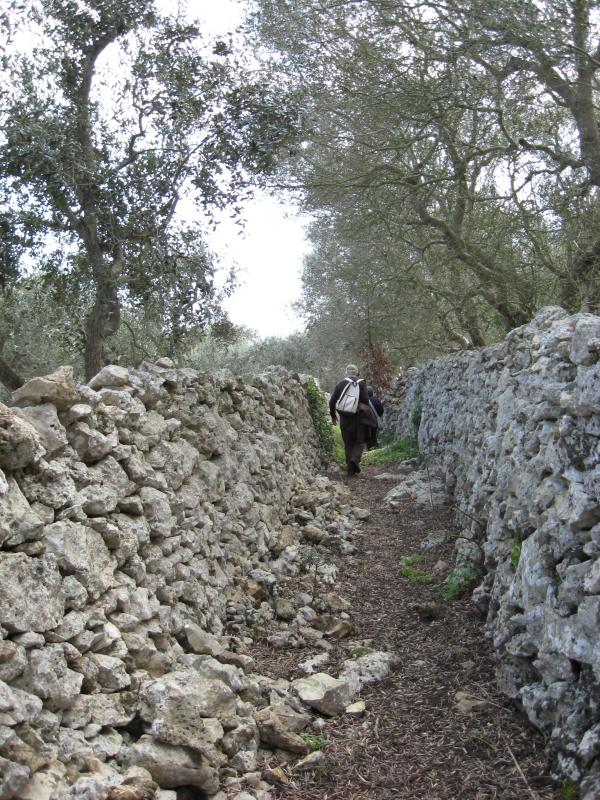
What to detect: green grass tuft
<box><xmin>438</xmin><ymin>567</ymin><xmax>480</xmax><ymax>601</ymax></box>
<box><xmin>331</xmin><ymin>425</ymin><xmax>346</xmax><ymax>467</ymax></box>
<box><xmin>362</xmin><ymin>437</ymin><xmax>419</xmax><ymax>466</ymax></box>
<box><xmin>560</xmin><ymin>778</ymin><xmax>580</xmax><ymax>800</ymax></box>
<box><xmin>401</xmin><ymin>553</ymin><xmax>423</xmax><ymax>567</ymax></box>
<box><xmin>300</xmin><ymin>732</ymin><xmax>330</xmax><ymax>751</ymax></box>
<box><xmin>510</xmin><ymin>540</ymin><xmax>522</xmax><ymax>569</ymax></box>
<box><xmin>351</xmin><ymin>646</ymin><xmax>374</xmax><ymax>658</ymax></box>
<box><xmin>400</xmin><ymin>565</ymin><xmax>430</xmax><ymax>583</ymax></box>
<box><xmin>306</xmin><ymin>377</ymin><xmax>335</xmax><ymax>461</ymax></box>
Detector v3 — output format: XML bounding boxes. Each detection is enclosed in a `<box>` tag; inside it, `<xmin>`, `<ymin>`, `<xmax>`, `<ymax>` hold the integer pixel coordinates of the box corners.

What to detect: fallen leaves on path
<box><xmin>254</xmin><ymin>464</ymin><xmax>559</xmax><ymax>800</ymax></box>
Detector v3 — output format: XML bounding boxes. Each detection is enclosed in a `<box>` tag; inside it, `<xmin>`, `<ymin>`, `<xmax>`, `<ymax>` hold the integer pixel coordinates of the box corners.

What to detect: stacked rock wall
<box><xmin>0</xmin><ymin>361</ymin><xmax>355</xmax><ymax>799</ymax></box>
<box><xmin>382</xmin><ymin>307</ymin><xmax>600</xmax><ymax>785</ymax></box>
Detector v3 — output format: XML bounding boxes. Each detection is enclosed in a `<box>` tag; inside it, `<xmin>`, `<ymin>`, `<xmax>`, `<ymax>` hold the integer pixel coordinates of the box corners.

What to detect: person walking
<box><xmin>366</xmin><ymin>386</ymin><xmax>384</xmax><ymax>450</ymax></box>
<box><xmin>329</xmin><ymin>364</ymin><xmax>371</xmax><ymax>475</ymax></box>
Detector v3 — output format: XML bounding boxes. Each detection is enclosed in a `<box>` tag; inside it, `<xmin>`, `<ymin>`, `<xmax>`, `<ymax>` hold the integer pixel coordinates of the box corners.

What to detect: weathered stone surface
<box><xmin>43</xmin><ymin>521</ymin><xmax>115</xmax><ymax>599</ymax></box>
<box><xmin>0</xmin><ymin>404</ymin><xmax>40</xmax><ymax>470</ymax></box>
<box><xmin>384</xmin><ymin>471</ymin><xmax>448</xmax><ymax>509</ymax></box>
<box><xmin>16</xmin><ymin>644</ymin><xmax>83</xmax><ymax>710</ymax></box>
<box><xmin>140</xmin><ymin>487</ymin><xmax>173</xmax><ymax>539</ymax></box>
<box><xmin>88</xmin><ymin>365</ymin><xmax>131</xmax><ymax>390</ymax></box>
<box><xmin>128</xmin><ymin>735</ymin><xmax>219</xmax><ymax>792</ymax></box>
<box><xmin>0</xmin><ymin>754</ymin><xmax>30</xmax><ymax>800</ymax></box>
<box><xmin>140</xmin><ymin>670</ymin><xmax>237</xmax><ymax>729</ymax></box>
<box><xmin>12</xmin><ymin>366</ymin><xmax>79</xmax><ymax>410</ymax></box>
<box><xmin>292</xmin><ymin>673</ymin><xmax>353</xmax><ymax>716</ymax></box>
<box><xmin>13</xmin><ymin>404</ymin><xmax>68</xmax><ymax>457</ymax></box>
<box><xmin>0</xmin><ymin>479</ymin><xmax>43</xmax><ymax>548</ymax></box>
<box><xmin>0</xmin><ymin>680</ymin><xmax>43</xmax><ymax>726</ymax></box>
<box><xmin>254</xmin><ymin>706</ymin><xmax>309</xmax><ymax>753</ymax></box>
<box><xmin>184</xmin><ymin>624</ymin><xmax>224</xmax><ymax>657</ymax></box>
<box><xmin>68</xmin><ymin>421</ymin><xmax>119</xmax><ymax>463</ymax></box>
<box><xmin>0</xmin><ymin>554</ymin><xmax>64</xmax><ymax>633</ymax></box>
<box><xmin>339</xmin><ymin>651</ymin><xmax>396</xmax><ymax>695</ymax></box>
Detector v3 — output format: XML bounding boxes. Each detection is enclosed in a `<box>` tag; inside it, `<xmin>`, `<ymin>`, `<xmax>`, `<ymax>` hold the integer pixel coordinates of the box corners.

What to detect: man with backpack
<box><xmin>329</xmin><ymin>364</ymin><xmax>372</xmax><ymax>475</ymax></box>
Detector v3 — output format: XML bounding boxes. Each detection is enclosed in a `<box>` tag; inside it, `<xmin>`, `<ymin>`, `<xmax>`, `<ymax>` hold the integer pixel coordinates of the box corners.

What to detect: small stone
<box><xmin>454</xmin><ymin>691</ymin><xmax>489</xmax><ymax>713</ymax></box>
<box><xmin>325</xmin><ymin>620</ymin><xmax>355</xmax><ymax>640</ymax></box>
<box><xmin>345</xmin><ymin>700</ymin><xmax>366</xmax><ymax>716</ymax></box>
<box><xmin>293</xmin><ymin>750</ymin><xmax>326</xmax><ymax>772</ymax></box>
<box><xmin>262</xmin><ymin>766</ymin><xmax>289</xmax><ymax>785</ymax></box>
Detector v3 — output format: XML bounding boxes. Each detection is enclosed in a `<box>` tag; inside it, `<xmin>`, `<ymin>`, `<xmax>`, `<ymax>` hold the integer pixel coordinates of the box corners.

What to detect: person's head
<box><xmin>345</xmin><ymin>364</ymin><xmax>359</xmax><ymax>378</ymax></box>
<box><xmin>367</xmin><ymin>386</ymin><xmax>374</xmax><ymax>396</ymax></box>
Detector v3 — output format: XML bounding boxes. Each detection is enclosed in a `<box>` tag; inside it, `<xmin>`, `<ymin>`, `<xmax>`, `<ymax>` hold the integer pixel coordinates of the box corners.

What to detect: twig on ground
<box><xmin>504</xmin><ymin>738</ymin><xmax>540</xmax><ymax>800</ymax></box>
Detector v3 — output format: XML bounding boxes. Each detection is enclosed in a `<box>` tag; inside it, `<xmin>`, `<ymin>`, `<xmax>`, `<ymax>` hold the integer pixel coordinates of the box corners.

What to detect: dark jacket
<box><xmin>369</xmin><ymin>396</ymin><xmax>384</xmax><ymax>417</ymax></box>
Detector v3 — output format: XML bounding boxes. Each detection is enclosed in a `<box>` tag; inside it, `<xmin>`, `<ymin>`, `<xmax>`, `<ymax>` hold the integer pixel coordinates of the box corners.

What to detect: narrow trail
<box><xmin>260</xmin><ymin>463</ymin><xmax>561</xmax><ymax>800</ymax></box>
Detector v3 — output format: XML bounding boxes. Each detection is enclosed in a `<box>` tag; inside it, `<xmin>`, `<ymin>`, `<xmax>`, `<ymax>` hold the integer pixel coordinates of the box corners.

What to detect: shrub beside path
<box><xmin>259</xmin><ymin>460</ymin><xmax>561</xmax><ymax>800</ymax></box>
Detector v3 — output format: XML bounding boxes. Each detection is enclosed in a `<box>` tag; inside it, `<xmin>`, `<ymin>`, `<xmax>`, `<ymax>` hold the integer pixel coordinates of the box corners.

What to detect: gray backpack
<box><xmin>335</xmin><ymin>378</ymin><xmax>363</xmax><ymax>414</ymax></box>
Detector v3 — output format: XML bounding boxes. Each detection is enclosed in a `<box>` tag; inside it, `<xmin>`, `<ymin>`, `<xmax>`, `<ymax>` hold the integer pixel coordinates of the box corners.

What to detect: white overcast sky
<box><xmin>186</xmin><ymin>0</ymin><xmax>311</xmax><ymax>338</ymax></box>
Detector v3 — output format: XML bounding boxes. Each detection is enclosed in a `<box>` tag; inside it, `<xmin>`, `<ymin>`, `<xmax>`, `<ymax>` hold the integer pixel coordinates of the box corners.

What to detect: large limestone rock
<box><xmin>88</xmin><ymin>365</ymin><xmax>130</xmax><ymax>390</ymax></box>
<box><xmin>254</xmin><ymin>705</ymin><xmax>309</xmax><ymax>753</ymax></box>
<box><xmin>0</xmin><ymin>404</ymin><xmax>40</xmax><ymax>470</ymax></box>
<box><xmin>12</xmin><ymin>405</ymin><xmax>68</xmax><ymax>457</ymax></box>
<box><xmin>0</xmin><ymin>680</ymin><xmax>43</xmax><ymax>726</ymax></box>
<box><xmin>0</xmin><ymin>478</ymin><xmax>44</xmax><ymax>548</ymax></box>
<box><xmin>15</xmin><ymin>644</ymin><xmax>83</xmax><ymax>711</ymax></box>
<box><xmin>11</xmin><ymin>366</ymin><xmax>79</xmax><ymax>409</ymax></box>
<box><xmin>339</xmin><ymin>651</ymin><xmax>397</xmax><ymax>695</ymax></box>
<box><xmin>43</xmin><ymin>521</ymin><xmax>116</xmax><ymax>599</ymax></box>
<box><xmin>0</xmin><ymin>554</ymin><xmax>64</xmax><ymax>633</ymax></box>
<box><xmin>140</xmin><ymin>670</ymin><xmax>237</xmax><ymax>733</ymax></box>
<box><xmin>292</xmin><ymin>673</ymin><xmax>353</xmax><ymax>716</ymax></box>
<box><xmin>128</xmin><ymin>735</ymin><xmax>219</xmax><ymax>793</ymax></box>
<box><xmin>0</xmin><ymin>754</ymin><xmax>30</xmax><ymax>800</ymax></box>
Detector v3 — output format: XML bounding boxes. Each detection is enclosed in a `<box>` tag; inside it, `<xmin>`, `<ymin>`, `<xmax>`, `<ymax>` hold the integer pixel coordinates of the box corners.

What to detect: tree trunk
<box><xmin>0</xmin><ymin>356</ymin><xmax>23</xmax><ymax>392</ymax></box>
<box><xmin>561</xmin><ymin>234</ymin><xmax>600</xmax><ymax>313</ymax></box>
<box><xmin>84</xmin><ymin>248</ymin><xmax>122</xmax><ymax>380</ymax></box>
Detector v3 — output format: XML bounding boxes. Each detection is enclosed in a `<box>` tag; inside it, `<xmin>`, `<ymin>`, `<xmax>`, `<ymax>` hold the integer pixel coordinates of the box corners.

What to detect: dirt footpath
<box><xmin>262</xmin><ymin>463</ymin><xmax>560</xmax><ymax>800</ymax></box>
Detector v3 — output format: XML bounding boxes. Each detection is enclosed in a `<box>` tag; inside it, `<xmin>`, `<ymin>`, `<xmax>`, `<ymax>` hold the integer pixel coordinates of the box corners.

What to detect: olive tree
<box><xmin>1</xmin><ymin>0</ymin><xmax>297</xmax><ymax>382</ymax></box>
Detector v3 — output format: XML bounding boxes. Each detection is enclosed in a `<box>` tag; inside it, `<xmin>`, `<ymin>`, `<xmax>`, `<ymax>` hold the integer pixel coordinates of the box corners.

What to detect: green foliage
<box><xmin>560</xmin><ymin>779</ymin><xmax>580</xmax><ymax>800</ymax></box>
<box><xmin>510</xmin><ymin>540</ymin><xmax>522</xmax><ymax>569</ymax></box>
<box><xmin>306</xmin><ymin>377</ymin><xmax>334</xmax><ymax>461</ymax></box>
<box><xmin>399</xmin><ymin>565</ymin><xmax>430</xmax><ymax>583</ymax></box>
<box><xmin>300</xmin><ymin>732</ymin><xmax>330</xmax><ymax>751</ymax></box>
<box><xmin>331</xmin><ymin>425</ymin><xmax>346</xmax><ymax>467</ymax></box>
<box><xmin>1</xmin><ymin>1</ymin><xmax>299</xmax><ymax>379</ymax></box>
<box><xmin>251</xmin><ymin>0</ymin><xmax>600</xmax><ymax>358</ymax></box>
<box><xmin>350</xmin><ymin>646</ymin><xmax>374</xmax><ymax>658</ymax></box>
<box><xmin>402</xmin><ymin>554</ymin><xmax>423</xmax><ymax>567</ymax></box>
<box><xmin>439</xmin><ymin>568</ymin><xmax>480</xmax><ymax>601</ymax></box>
<box><xmin>362</xmin><ymin>437</ymin><xmax>419</xmax><ymax>466</ymax></box>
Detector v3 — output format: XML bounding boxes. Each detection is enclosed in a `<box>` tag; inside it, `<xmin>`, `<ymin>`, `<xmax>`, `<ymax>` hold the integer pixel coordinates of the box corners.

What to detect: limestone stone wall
<box><xmin>0</xmin><ymin>361</ymin><xmax>362</xmax><ymax>800</ymax></box>
<box><xmin>382</xmin><ymin>307</ymin><xmax>600</xmax><ymax>785</ymax></box>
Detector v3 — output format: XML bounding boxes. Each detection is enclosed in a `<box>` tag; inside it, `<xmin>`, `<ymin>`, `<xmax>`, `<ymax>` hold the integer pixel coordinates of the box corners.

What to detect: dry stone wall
<box><xmin>382</xmin><ymin>307</ymin><xmax>600</xmax><ymax>790</ymax></box>
<box><xmin>0</xmin><ymin>361</ymin><xmax>369</xmax><ymax>800</ymax></box>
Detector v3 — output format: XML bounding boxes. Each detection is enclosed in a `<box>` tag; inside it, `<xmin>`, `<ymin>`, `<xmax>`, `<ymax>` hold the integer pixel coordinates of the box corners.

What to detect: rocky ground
<box><xmin>248</xmin><ymin>461</ymin><xmax>563</xmax><ymax>800</ymax></box>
